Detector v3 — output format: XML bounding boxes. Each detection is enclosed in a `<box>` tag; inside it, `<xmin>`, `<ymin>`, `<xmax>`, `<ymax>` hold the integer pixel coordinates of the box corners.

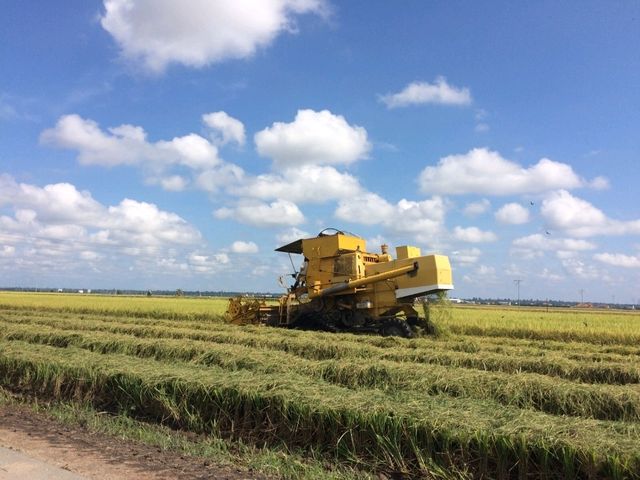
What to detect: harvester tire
<box><xmin>381</xmin><ymin>318</ymin><xmax>414</xmax><ymax>338</ymax></box>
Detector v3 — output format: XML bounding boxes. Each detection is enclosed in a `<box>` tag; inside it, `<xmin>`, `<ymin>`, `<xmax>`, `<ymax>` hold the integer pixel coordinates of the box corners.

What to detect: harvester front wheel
<box><xmin>381</xmin><ymin>318</ymin><xmax>414</xmax><ymax>338</ymax></box>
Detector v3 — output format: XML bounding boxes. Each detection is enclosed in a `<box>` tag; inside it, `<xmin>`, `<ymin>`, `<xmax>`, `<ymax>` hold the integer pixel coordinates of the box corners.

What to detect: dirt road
<box><xmin>0</xmin><ymin>403</ymin><xmax>262</xmax><ymax>479</ymax></box>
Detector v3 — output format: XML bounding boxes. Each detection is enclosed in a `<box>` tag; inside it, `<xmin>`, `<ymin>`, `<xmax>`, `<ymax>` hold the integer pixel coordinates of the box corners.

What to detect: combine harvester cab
<box><xmin>227</xmin><ymin>229</ymin><xmax>453</xmax><ymax>337</ymax></box>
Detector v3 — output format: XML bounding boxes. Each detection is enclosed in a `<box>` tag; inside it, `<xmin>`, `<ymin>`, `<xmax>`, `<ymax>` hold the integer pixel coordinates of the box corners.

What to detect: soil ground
<box><xmin>0</xmin><ymin>403</ymin><xmax>264</xmax><ymax>479</ymax></box>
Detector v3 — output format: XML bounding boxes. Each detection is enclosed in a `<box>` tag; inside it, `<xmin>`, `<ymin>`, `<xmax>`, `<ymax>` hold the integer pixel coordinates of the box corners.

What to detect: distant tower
<box><xmin>514</xmin><ymin>279</ymin><xmax>522</xmax><ymax>306</ymax></box>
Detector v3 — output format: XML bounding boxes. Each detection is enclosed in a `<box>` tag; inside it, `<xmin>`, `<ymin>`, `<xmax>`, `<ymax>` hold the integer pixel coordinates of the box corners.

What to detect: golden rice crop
<box><xmin>2</xmin><ymin>340</ymin><xmax>640</xmax><ymax>478</ymax></box>
<box><xmin>2</xmin><ymin>293</ymin><xmax>640</xmax><ymax>478</ymax></box>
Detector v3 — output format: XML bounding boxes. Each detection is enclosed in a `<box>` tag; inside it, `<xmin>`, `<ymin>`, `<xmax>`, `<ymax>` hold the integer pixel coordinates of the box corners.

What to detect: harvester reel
<box><xmin>226</xmin><ymin>297</ymin><xmax>264</xmax><ymax>325</ymax></box>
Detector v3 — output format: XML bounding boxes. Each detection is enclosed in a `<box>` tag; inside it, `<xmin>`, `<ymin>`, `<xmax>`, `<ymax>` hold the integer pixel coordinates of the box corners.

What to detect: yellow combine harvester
<box><xmin>227</xmin><ymin>229</ymin><xmax>453</xmax><ymax>337</ymax></box>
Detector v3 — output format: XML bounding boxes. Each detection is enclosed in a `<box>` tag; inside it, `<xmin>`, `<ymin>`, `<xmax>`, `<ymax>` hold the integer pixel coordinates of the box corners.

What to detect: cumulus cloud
<box><xmin>100</xmin><ymin>0</ymin><xmax>328</xmax><ymax>73</ymax></box>
<box><xmin>195</xmin><ymin>164</ymin><xmax>245</xmax><ymax>193</ymax></box>
<box><xmin>451</xmin><ymin>247</ymin><xmax>481</xmax><ymax>265</ymax></box>
<box><xmin>594</xmin><ymin>253</ymin><xmax>640</xmax><ymax>268</ymax></box>
<box><xmin>512</xmin><ymin>234</ymin><xmax>596</xmax><ymax>252</ymax></box>
<box><xmin>40</xmin><ymin>114</ymin><xmax>255</xmax><ymax>192</ymax></box>
<box><xmin>560</xmin><ymin>258</ymin><xmax>601</xmax><ymax>280</ymax></box>
<box><xmin>276</xmin><ymin>227</ymin><xmax>310</xmax><ymax>244</ymax></box>
<box><xmin>188</xmin><ymin>252</ymin><xmax>230</xmax><ymax>274</ymax></box>
<box><xmin>202</xmin><ymin>111</ymin><xmax>246</xmax><ymax>146</ymax></box>
<box><xmin>160</xmin><ymin>175</ymin><xmax>189</xmax><ymax>192</ymax></box>
<box><xmin>0</xmin><ymin>175</ymin><xmax>201</xmax><ymax>249</ymax></box>
<box><xmin>419</xmin><ymin>148</ymin><xmax>594</xmax><ymax>196</ymax></box>
<box><xmin>214</xmin><ymin>199</ymin><xmax>305</xmax><ymax>227</ymax></box>
<box><xmin>0</xmin><ymin>174</ymin><xmax>213</xmax><ymax>280</ymax></box>
<box><xmin>335</xmin><ymin>194</ymin><xmax>447</xmax><ymax>244</ymax></box>
<box><xmin>538</xmin><ymin>268</ymin><xmax>564</xmax><ymax>281</ymax></box>
<box><xmin>495</xmin><ymin>203</ymin><xmax>530</xmax><ymax>225</ymax></box>
<box><xmin>463</xmin><ymin>199</ymin><xmax>491</xmax><ymax>216</ymax></box>
<box><xmin>541</xmin><ymin>190</ymin><xmax>640</xmax><ymax>237</ymax></box>
<box><xmin>452</xmin><ymin>226</ymin><xmax>497</xmax><ymax>243</ymax></box>
<box><xmin>230</xmin><ymin>240</ymin><xmax>259</xmax><ymax>254</ymax></box>
<box><xmin>231</xmin><ymin>165</ymin><xmax>362</xmax><ymax>203</ymax></box>
<box><xmin>463</xmin><ymin>264</ymin><xmax>498</xmax><ymax>284</ymax></box>
<box><xmin>41</xmin><ymin>114</ymin><xmax>221</xmax><ymax>170</ymax></box>
<box><xmin>380</xmin><ymin>77</ymin><xmax>472</xmax><ymax>108</ymax></box>
<box><xmin>255</xmin><ymin>109</ymin><xmax>370</xmax><ymax>168</ymax></box>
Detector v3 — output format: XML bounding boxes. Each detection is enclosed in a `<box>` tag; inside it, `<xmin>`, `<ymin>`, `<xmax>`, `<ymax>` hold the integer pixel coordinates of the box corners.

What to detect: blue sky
<box><xmin>1</xmin><ymin>1</ymin><xmax>639</xmax><ymax>302</ymax></box>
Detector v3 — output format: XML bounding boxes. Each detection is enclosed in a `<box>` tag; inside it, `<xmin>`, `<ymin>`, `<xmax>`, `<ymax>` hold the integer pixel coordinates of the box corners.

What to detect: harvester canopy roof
<box><xmin>275</xmin><ymin>239</ymin><xmax>303</xmax><ymax>254</ymax></box>
<box><xmin>275</xmin><ymin>229</ymin><xmax>364</xmax><ymax>255</ymax></box>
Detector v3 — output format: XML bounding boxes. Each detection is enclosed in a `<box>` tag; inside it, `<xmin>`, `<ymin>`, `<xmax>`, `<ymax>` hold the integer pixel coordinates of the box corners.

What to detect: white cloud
<box><xmin>254</xmin><ymin>109</ymin><xmax>370</xmax><ymax>168</ymax></box>
<box><xmin>556</xmin><ymin>250</ymin><xmax>579</xmax><ymax>259</ymax></box>
<box><xmin>366</xmin><ymin>235</ymin><xmax>390</xmax><ymax>254</ymax></box>
<box><xmin>451</xmin><ymin>247</ymin><xmax>481</xmax><ymax>265</ymax></box>
<box><xmin>214</xmin><ymin>199</ymin><xmax>305</xmax><ymax>227</ymax></box>
<box><xmin>380</xmin><ymin>77</ymin><xmax>472</xmax><ymax>108</ymax></box>
<box><xmin>335</xmin><ymin>194</ymin><xmax>447</xmax><ymax>244</ymax></box>
<box><xmin>463</xmin><ymin>199</ymin><xmax>490</xmax><ymax>216</ymax></box>
<box><xmin>538</xmin><ymin>268</ymin><xmax>564</xmax><ymax>281</ymax></box>
<box><xmin>80</xmin><ymin>250</ymin><xmax>101</xmax><ymax>261</ymax></box>
<box><xmin>589</xmin><ymin>176</ymin><xmax>610</xmax><ymax>190</ymax></box>
<box><xmin>202</xmin><ymin>111</ymin><xmax>246</xmax><ymax>146</ymax></box>
<box><xmin>477</xmin><ymin>265</ymin><xmax>496</xmax><ymax>277</ymax></box>
<box><xmin>419</xmin><ymin>148</ymin><xmax>589</xmax><ymax>196</ymax></box>
<box><xmin>232</xmin><ymin>165</ymin><xmax>362</xmax><ymax>203</ymax></box>
<box><xmin>0</xmin><ymin>174</ymin><xmax>213</xmax><ymax>280</ymax></box>
<box><xmin>160</xmin><ymin>175</ymin><xmax>188</xmax><ymax>192</ymax></box>
<box><xmin>335</xmin><ymin>193</ymin><xmax>395</xmax><ymax>226</ymax></box>
<box><xmin>230</xmin><ymin>240</ymin><xmax>259</xmax><ymax>254</ymax></box>
<box><xmin>0</xmin><ymin>175</ymin><xmax>201</xmax><ymax>249</ymax></box>
<box><xmin>41</xmin><ymin>114</ymin><xmax>221</xmax><ymax>170</ymax></box>
<box><xmin>188</xmin><ymin>251</ymin><xmax>230</xmax><ymax>274</ymax></box>
<box><xmin>512</xmin><ymin>234</ymin><xmax>596</xmax><ymax>252</ymax></box>
<box><xmin>163</xmin><ymin>134</ymin><xmax>220</xmax><ymax>170</ymax></box>
<box><xmin>594</xmin><ymin>253</ymin><xmax>640</xmax><ymax>268</ymax></box>
<box><xmin>100</xmin><ymin>0</ymin><xmax>328</xmax><ymax>73</ymax></box>
<box><xmin>453</xmin><ymin>226</ymin><xmax>497</xmax><ymax>243</ymax></box>
<box><xmin>495</xmin><ymin>203</ymin><xmax>530</xmax><ymax>225</ymax></box>
<box><xmin>463</xmin><ymin>264</ymin><xmax>498</xmax><ymax>284</ymax></box>
<box><xmin>276</xmin><ymin>227</ymin><xmax>310</xmax><ymax>244</ymax></box>
<box><xmin>541</xmin><ymin>190</ymin><xmax>640</xmax><ymax>237</ymax></box>
<box><xmin>39</xmin><ymin>114</ymin><xmax>258</xmax><ymax>193</ymax></box>
<box><xmin>195</xmin><ymin>164</ymin><xmax>245</xmax><ymax>193</ymax></box>
<box><xmin>105</xmin><ymin>199</ymin><xmax>201</xmax><ymax>246</ymax></box>
<box><xmin>560</xmin><ymin>258</ymin><xmax>601</xmax><ymax>280</ymax></box>
<box><xmin>1</xmin><ymin>175</ymin><xmax>103</xmax><ymax>224</ymax></box>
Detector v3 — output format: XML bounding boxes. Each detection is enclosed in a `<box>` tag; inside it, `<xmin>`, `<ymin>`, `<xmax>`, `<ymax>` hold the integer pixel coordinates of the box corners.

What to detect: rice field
<box><xmin>1</xmin><ymin>292</ymin><xmax>640</xmax><ymax>478</ymax></box>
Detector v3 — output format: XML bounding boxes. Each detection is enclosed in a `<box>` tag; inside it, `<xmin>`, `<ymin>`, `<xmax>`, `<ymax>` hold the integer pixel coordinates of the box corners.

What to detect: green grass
<box><xmin>1</xmin><ymin>292</ymin><xmax>640</xmax><ymax>478</ymax></box>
